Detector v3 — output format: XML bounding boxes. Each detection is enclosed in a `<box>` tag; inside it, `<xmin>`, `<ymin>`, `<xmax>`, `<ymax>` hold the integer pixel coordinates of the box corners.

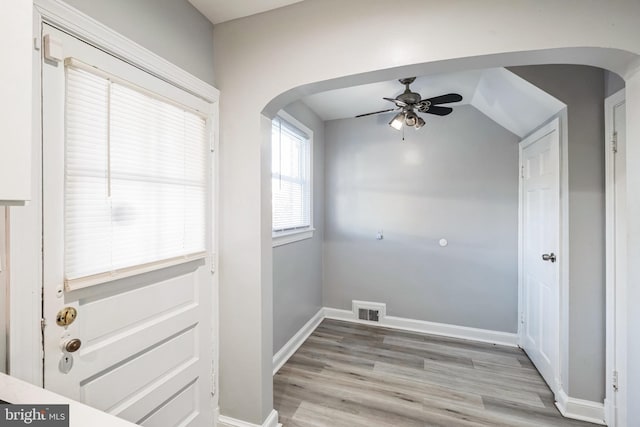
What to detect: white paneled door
<box><xmin>41</xmin><ymin>24</ymin><xmax>215</xmax><ymax>426</ymax></box>
<box><xmin>520</xmin><ymin>119</ymin><xmax>560</xmax><ymax>393</ymax></box>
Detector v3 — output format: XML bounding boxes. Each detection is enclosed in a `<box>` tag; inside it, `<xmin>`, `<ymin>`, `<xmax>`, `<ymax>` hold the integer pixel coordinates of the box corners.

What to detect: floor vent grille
<box><xmin>358</xmin><ymin>308</ymin><xmax>380</xmax><ymax>322</ymax></box>
<box><xmin>353</xmin><ymin>301</ymin><xmax>386</xmax><ymax>322</ymax></box>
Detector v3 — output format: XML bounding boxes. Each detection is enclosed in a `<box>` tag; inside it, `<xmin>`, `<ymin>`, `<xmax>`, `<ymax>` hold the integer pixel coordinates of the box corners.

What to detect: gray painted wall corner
<box><xmin>605</xmin><ymin>70</ymin><xmax>625</xmax><ymax>98</ymax></box>
<box><xmin>510</xmin><ymin>65</ymin><xmax>607</xmax><ymax>403</ymax></box>
<box><xmin>272</xmin><ymin>101</ymin><xmax>325</xmax><ymax>354</ymax></box>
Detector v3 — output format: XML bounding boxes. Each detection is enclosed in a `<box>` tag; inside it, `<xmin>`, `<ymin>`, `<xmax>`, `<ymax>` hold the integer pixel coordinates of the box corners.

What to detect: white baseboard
<box><xmin>603</xmin><ymin>397</ymin><xmax>613</xmax><ymax>426</ymax></box>
<box><xmin>273</xmin><ymin>308</ymin><xmax>324</xmax><ymax>375</ymax></box>
<box><xmin>556</xmin><ymin>388</ymin><xmax>605</xmax><ymax>425</ymax></box>
<box><xmin>323</xmin><ymin>307</ymin><xmax>518</xmax><ymax>347</ymax></box>
<box><xmin>272</xmin><ymin>307</ymin><xmax>518</xmax><ymax>376</ymax></box>
<box><xmin>218</xmin><ymin>409</ymin><xmax>280</xmax><ymax>427</ymax></box>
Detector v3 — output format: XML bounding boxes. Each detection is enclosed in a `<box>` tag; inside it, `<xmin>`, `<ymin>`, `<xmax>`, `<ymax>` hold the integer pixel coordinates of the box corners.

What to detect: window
<box><xmin>64</xmin><ymin>60</ymin><xmax>208</xmax><ymax>288</ymax></box>
<box><xmin>272</xmin><ymin>113</ymin><xmax>313</xmax><ymax>246</ymax></box>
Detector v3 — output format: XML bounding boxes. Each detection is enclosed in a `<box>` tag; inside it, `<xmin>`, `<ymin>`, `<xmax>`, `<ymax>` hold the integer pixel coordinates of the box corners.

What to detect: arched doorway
<box><xmin>211</xmin><ymin>3</ymin><xmax>640</xmax><ymax>425</ymax></box>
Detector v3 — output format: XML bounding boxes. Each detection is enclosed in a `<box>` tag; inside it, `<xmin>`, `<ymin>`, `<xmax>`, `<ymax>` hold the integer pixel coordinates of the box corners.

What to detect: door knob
<box><xmin>62</xmin><ymin>338</ymin><xmax>82</xmax><ymax>353</ymax></box>
<box><xmin>541</xmin><ymin>253</ymin><xmax>557</xmax><ymax>263</ymax></box>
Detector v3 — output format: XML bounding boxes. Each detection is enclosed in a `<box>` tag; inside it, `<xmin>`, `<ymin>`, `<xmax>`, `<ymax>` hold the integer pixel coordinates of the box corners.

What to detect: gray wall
<box><xmin>62</xmin><ymin>0</ymin><xmax>215</xmax><ymax>85</ymax></box>
<box><xmin>323</xmin><ymin>105</ymin><xmax>520</xmax><ymax>333</ymax></box>
<box><xmin>273</xmin><ymin>101</ymin><xmax>325</xmax><ymax>354</ymax></box>
<box><xmin>510</xmin><ymin>65</ymin><xmax>606</xmax><ymax>403</ymax></box>
<box><xmin>605</xmin><ymin>70</ymin><xmax>625</xmax><ymax>98</ymax></box>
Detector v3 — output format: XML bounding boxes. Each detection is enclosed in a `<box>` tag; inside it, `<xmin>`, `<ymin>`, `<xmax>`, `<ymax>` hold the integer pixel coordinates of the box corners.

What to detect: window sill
<box><xmin>272</xmin><ymin>228</ymin><xmax>315</xmax><ymax>247</ymax></box>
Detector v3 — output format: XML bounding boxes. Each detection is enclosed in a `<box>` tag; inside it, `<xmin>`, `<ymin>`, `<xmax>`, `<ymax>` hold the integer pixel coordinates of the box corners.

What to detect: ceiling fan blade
<box><xmin>424</xmin><ymin>93</ymin><xmax>463</xmax><ymax>105</ymax></box>
<box><xmin>423</xmin><ymin>106</ymin><xmax>453</xmax><ymax>116</ymax></box>
<box><xmin>355</xmin><ymin>108</ymin><xmax>396</xmax><ymax>118</ymax></box>
<box><xmin>383</xmin><ymin>97</ymin><xmax>407</xmax><ymax>107</ymax></box>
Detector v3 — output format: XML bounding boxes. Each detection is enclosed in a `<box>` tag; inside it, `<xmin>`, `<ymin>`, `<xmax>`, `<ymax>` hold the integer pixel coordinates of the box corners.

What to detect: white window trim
<box><xmin>273</xmin><ymin>228</ymin><xmax>315</xmax><ymax>247</ymax></box>
<box><xmin>272</xmin><ymin>111</ymin><xmax>314</xmax><ymax>247</ymax></box>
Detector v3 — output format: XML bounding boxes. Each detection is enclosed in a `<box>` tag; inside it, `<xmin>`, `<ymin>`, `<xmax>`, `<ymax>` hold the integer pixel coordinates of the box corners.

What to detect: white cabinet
<box><xmin>0</xmin><ymin>0</ymin><xmax>32</xmax><ymax>204</ymax></box>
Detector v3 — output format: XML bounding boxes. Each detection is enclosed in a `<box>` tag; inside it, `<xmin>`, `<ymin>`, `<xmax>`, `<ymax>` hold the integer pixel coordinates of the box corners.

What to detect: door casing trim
<box><xmin>604</xmin><ymin>88</ymin><xmax>627</xmax><ymax>427</ymax></box>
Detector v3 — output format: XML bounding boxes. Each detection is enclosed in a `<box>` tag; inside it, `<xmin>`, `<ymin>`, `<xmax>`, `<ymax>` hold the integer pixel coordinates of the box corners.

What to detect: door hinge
<box><xmin>40</xmin><ymin>318</ymin><xmax>47</xmax><ymax>331</ymax></box>
<box><xmin>520</xmin><ymin>314</ymin><xmax>524</xmax><ymax>324</ymax></box>
<box><xmin>33</xmin><ymin>37</ymin><xmax>41</xmax><ymax>51</ymax></box>
<box><xmin>612</xmin><ymin>131</ymin><xmax>618</xmax><ymax>153</ymax></box>
<box><xmin>210</xmin><ymin>253</ymin><xmax>217</xmax><ymax>274</ymax></box>
<box><xmin>521</xmin><ymin>165</ymin><xmax>525</xmax><ymax>179</ymax></box>
<box><xmin>613</xmin><ymin>370</ymin><xmax>619</xmax><ymax>391</ymax></box>
<box><xmin>210</xmin><ymin>366</ymin><xmax>216</xmax><ymax>396</ymax></box>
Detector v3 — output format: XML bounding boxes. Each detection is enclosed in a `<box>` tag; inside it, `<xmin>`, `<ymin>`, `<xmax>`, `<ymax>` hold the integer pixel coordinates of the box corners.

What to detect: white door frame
<box><xmin>604</xmin><ymin>88</ymin><xmax>626</xmax><ymax>427</ymax></box>
<box><xmin>9</xmin><ymin>0</ymin><xmax>219</xmax><ymax>389</ymax></box>
<box><xmin>517</xmin><ymin>116</ymin><xmax>566</xmax><ymax>397</ymax></box>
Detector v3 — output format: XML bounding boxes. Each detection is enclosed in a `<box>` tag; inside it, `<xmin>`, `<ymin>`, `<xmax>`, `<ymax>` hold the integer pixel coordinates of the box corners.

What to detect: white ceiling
<box><xmin>301</xmin><ymin>68</ymin><xmax>565</xmax><ymax>138</ymax></box>
<box><xmin>189</xmin><ymin>0</ymin><xmax>304</xmax><ymax>24</ymax></box>
<box><xmin>185</xmin><ymin>0</ymin><xmax>566</xmax><ymax>139</ymax></box>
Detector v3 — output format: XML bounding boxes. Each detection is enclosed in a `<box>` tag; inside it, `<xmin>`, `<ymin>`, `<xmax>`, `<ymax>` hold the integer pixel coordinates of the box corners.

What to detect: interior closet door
<box><xmin>520</xmin><ymin>119</ymin><xmax>561</xmax><ymax>394</ymax></box>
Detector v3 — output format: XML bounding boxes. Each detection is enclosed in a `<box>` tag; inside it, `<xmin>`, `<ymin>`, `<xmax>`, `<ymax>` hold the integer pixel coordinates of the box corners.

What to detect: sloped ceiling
<box><xmin>189</xmin><ymin>0</ymin><xmax>304</xmax><ymax>24</ymax></box>
<box><xmin>302</xmin><ymin>68</ymin><xmax>565</xmax><ymax>138</ymax></box>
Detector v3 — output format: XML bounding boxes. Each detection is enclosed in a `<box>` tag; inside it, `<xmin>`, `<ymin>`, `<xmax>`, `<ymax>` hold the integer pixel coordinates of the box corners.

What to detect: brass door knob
<box><xmin>63</xmin><ymin>338</ymin><xmax>82</xmax><ymax>353</ymax></box>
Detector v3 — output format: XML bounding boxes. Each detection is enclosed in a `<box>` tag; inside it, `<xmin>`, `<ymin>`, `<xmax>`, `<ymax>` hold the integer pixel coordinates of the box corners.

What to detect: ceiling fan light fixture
<box><xmin>357</xmin><ymin>77</ymin><xmax>462</xmax><ymax>132</ymax></box>
<box><xmin>405</xmin><ymin>111</ymin><xmax>418</xmax><ymax>127</ymax></box>
<box><xmin>389</xmin><ymin>112</ymin><xmax>405</xmax><ymax>130</ymax></box>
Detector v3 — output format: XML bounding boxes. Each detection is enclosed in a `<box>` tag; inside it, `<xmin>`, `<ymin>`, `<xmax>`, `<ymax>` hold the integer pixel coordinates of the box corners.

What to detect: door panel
<box><xmin>141</xmin><ymin>381</ymin><xmax>200</xmax><ymax>427</ymax></box>
<box><xmin>41</xmin><ymin>24</ymin><xmax>214</xmax><ymax>426</ymax></box>
<box><xmin>520</xmin><ymin>120</ymin><xmax>560</xmax><ymax>393</ymax></box>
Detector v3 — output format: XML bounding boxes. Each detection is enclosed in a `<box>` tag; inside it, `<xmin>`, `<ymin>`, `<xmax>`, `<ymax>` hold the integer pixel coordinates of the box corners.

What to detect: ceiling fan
<box><xmin>356</xmin><ymin>77</ymin><xmax>463</xmax><ymax>130</ymax></box>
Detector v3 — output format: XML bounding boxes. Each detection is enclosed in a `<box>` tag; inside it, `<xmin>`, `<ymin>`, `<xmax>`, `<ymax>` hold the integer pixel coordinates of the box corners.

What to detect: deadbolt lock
<box><xmin>56</xmin><ymin>307</ymin><xmax>78</xmax><ymax>326</ymax></box>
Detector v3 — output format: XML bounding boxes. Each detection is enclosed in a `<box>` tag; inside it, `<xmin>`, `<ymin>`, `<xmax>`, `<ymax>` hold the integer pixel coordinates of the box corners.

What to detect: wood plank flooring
<box><xmin>274</xmin><ymin>319</ymin><xmax>597</xmax><ymax>427</ymax></box>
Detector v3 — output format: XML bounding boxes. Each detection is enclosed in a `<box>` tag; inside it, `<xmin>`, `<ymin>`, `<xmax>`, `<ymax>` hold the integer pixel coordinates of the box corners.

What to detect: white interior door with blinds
<box><xmin>41</xmin><ymin>24</ymin><xmax>215</xmax><ymax>426</ymax></box>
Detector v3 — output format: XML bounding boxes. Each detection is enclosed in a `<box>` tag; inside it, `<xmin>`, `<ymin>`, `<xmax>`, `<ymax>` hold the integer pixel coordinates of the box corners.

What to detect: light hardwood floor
<box><xmin>274</xmin><ymin>319</ymin><xmax>598</xmax><ymax>427</ymax></box>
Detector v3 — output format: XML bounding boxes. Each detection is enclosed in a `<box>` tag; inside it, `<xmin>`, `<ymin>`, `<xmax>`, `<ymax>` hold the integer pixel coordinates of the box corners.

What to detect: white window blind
<box><xmin>65</xmin><ymin>62</ymin><xmax>208</xmax><ymax>285</ymax></box>
<box><xmin>272</xmin><ymin>116</ymin><xmax>311</xmax><ymax>233</ymax></box>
